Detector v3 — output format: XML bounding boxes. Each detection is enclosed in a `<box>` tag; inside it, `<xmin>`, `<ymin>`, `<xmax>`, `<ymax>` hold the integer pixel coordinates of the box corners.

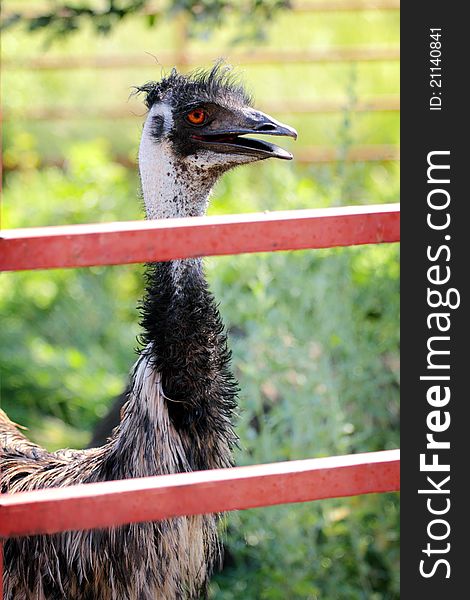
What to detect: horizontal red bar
<box><xmin>0</xmin><ymin>204</ymin><xmax>400</xmax><ymax>272</ymax></box>
<box><xmin>2</xmin><ymin>46</ymin><xmax>400</xmax><ymax>71</ymax></box>
<box><xmin>0</xmin><ymin>450</ymin><xmax>400</xmax><ymax>538</ymax></box>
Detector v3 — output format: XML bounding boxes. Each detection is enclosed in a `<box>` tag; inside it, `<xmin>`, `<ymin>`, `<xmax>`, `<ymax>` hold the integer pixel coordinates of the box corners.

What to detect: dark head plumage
<box><xmin>136</xmin><ymin>62</ymin><xmax>253</xmax><ymax>112</ymax></box>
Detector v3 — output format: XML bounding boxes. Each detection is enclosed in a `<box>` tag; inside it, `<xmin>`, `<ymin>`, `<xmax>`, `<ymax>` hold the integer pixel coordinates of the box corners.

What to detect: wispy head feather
<box><xmin>134</xmin><ymin>61</ymin><xmax>253</xmax><ymax>111</ymax></box>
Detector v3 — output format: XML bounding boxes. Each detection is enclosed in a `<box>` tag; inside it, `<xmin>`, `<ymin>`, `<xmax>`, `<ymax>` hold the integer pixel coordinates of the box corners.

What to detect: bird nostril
<box><xmin>255</xmin><ymin>123</ymin><xmax>277</xmax><ymax>132</ymax></box>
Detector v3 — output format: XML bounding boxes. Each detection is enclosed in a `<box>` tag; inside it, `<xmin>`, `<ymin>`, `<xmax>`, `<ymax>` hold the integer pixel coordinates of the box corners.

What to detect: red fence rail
<box><xmin>2</xmin><ymin>96</ymin><xmax>400</xmax><ymax>122</ymax></box>
<box><xmin>0</xmin><ymin>450</ymin><xmax>399</xmax><ymax>538</ymax></box>
<box><xmin>1</xmin><ymin>0</ymin><xmax>401</xmax><ymax>21</ymax></box>
<box><xmin>2</xmin><ymin>145</ymin><xmax>401</xmax><ymax>173</ymax></box>
<box><xmin>3</xmin><ymin>47</ymin><xmax>400</xmax><ymax>71</ymax></box>
<box><xmin>0</xmin><ymin>204</ymin><xmax>400</xmax><ymax>595</ymax></box>
<box><xmin>0</xmin><ymin>204</ymin><xmax>400</xmax><ymax>272</ymax></box>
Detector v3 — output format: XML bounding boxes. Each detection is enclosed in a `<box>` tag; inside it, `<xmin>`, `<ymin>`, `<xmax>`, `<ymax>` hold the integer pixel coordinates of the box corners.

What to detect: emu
<box><xmin>0</xmin><ymin>64</ymin><xmax>297</xmax><ymax>600</ymax></box>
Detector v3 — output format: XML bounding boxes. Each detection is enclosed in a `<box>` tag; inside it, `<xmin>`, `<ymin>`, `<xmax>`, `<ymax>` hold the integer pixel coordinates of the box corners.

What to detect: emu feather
<box><xmin>1</xmin><ymin>63</ymin><xmax>296</xmax><ymax>599</ymax></box>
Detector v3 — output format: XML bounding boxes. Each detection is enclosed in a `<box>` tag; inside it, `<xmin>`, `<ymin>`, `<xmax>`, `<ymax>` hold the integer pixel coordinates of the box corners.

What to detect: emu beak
<box><xmin>191</xmin><ymin>109</ymin><xmax>298</xmax><ymax>160</ymax></box>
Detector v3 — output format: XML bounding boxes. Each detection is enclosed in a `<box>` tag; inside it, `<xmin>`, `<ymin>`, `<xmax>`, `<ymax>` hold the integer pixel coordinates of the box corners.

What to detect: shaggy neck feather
<box><xmin>109</xmin><ymin>114</ymin><xmax>238</xmax><ymax>475</ymax></box>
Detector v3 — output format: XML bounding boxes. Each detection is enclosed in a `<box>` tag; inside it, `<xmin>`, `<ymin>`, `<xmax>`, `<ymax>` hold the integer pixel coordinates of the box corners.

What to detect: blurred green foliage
<box><xmin>1</xmin><ymin>0</ymin><xmax>290</xmax><ymax>42</ymax></box>
<box><xmin>1</xmin><ymin>140</ymin><xmax>142</xmax><ymax>448</ymax></box>
<box><xmin>1</xmin><ymin>5</ymin><xmax>399</xmax><ymax>598</ymax></box>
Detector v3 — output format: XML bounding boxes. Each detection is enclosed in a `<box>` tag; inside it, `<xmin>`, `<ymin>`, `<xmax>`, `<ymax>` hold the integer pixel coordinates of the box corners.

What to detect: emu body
<box><xmin>1</xmin><ymin>64</ymin><xmax>296</xmax><ymax>599</ymax></box>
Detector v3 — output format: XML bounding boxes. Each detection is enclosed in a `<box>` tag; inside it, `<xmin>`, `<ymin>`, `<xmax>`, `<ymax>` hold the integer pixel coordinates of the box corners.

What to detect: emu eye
<box><xmin>186</xmin><ymin>108</ymin><xmax>207</xmax><ymax>125</ymax></box>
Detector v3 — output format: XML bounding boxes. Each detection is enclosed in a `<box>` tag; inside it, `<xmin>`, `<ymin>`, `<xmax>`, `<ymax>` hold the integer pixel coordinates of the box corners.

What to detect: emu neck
<box><xmin>138</xmin><ymin>122</ymin><xmax>215</xmax><ymax>291</ymax></box>
<box><xmin>139</xmin><ymin>117</ymin><xmax>216</xmax><ymax>220</ymax></box>
<box><xmin>110</xmin><ymin>125</ymin><xmax>238</xmax><ymax>475</ymax></box>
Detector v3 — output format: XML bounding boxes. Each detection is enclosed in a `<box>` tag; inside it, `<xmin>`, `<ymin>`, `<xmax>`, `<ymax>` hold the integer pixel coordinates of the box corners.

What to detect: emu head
<box><xmin>137</xmin><ymin>64</ymin><xmax>297</xmax><ymax>219</ymax></box>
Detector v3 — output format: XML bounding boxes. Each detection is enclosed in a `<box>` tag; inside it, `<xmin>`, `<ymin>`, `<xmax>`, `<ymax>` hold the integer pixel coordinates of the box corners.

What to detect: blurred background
<box><xmin>1</xmin><ymin>1</ymin><xmax>399</xmax><ymax>598</ymax></box>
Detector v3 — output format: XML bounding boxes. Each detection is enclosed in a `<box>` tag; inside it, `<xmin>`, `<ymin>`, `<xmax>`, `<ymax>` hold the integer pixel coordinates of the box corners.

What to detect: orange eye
<box><xmin>186</xmin><ymin>108</ymin><xmax>206</xmax><ymax>125</ymax></box>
